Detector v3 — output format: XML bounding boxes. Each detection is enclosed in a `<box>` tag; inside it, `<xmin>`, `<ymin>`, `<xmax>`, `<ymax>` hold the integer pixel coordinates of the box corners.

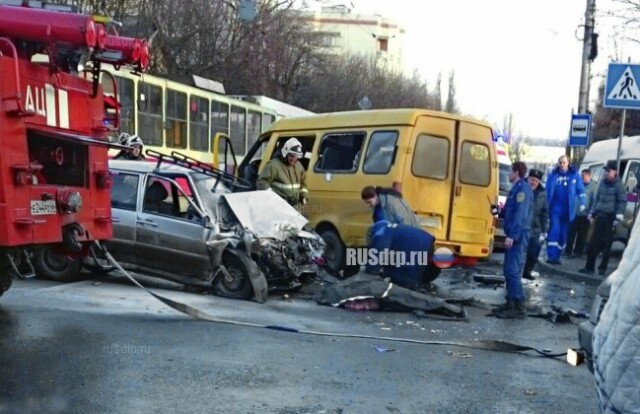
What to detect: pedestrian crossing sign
<box><xmin>604</xmin><ymin>63</ymin><xmax>640</xmax><ymax>109</ymax></box>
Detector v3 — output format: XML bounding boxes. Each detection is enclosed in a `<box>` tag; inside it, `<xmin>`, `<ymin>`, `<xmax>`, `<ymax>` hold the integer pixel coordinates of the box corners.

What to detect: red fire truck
<box><xmin>0</xmin><ymin>1</ymin><xmax>149</xmax><ymax>297</ymax></box>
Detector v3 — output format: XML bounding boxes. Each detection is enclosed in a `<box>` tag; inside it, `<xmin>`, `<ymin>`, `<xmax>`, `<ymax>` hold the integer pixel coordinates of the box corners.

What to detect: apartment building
<box><xmin>303</xmin><ymin>5</ymin><xmax>405</xmax><ymax>72</ymax></box>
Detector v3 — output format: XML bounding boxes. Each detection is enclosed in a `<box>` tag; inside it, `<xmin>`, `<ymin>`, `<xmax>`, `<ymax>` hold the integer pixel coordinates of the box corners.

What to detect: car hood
<box><xmin>219</xmin><ymin>190</ymin><xmax>309</xmax><ymax>241</ymax></box>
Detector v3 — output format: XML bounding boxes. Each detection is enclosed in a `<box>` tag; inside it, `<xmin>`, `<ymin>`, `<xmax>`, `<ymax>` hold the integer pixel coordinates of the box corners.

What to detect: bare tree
<box><xmin>509</xmin><ymin>134</ymin><xmax>529</xmax><ymax>162</ymax></box>
<box><xmin>444</xmin><ymin>70</ymin><xmax>459</xmax><ymax>114</ymax></box>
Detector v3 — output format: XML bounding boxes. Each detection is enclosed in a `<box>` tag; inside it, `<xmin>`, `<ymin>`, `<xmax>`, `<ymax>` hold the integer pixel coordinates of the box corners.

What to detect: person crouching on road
<box><xmin>114</xmin><ymin>133</ymin><xmax>146</xmax><ymax>161</ymax></box>
<box><xmin>494</xmin><ymin>161</ymin><xmax>533</xmax><ymax>319</ymax></box>
<box><xmin>365</xmin><ymin>220</ymin><xmax>436</xmax><ymax>291</ymax></box>
<box><xmin>545</xmin><ymin>155</ymin><xmax>586</xmax><ymax>264</ymax></box>
<box><xmin>256</xmin><ymin>137</ymin><xmax>308</xmax><ymax>212</ymax></box>
<box><xmin>579</xmin><ymin>160</ymin><xmax>626</xmax><ymax>276</ymax></box>
<box><xmin>522</xmin><ymin>169</ymin><xmax>548</xmax><ymax>281</ymax></box>
<box><xmin>361</xmin><ymin>185</ymin><xmax>420</xmax><ymax>227</ymax></box>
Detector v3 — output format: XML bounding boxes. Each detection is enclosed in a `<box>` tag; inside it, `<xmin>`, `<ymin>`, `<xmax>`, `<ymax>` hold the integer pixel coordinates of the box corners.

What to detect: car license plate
<box><xmin>495</xmin><ymin>227</ymin><xmax>505</xmax><ymax>237</ymax></box>
<box><xmin>421</xmin><ymin>216</ymin><xmax>441</xmax><ymax>229</ymax></box>
<box><xmin>31</xmin><ymin>200</ymin><xmax>57</xmax><ymax>215</ymax></box>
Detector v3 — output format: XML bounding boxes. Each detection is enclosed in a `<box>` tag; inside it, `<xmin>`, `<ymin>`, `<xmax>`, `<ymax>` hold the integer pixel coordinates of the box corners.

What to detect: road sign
<box><xmin>604</xmin><ymin>63</ymin><xmax>640</xmax><ymax>109</ymax></box>
<box><xmin>569</xmin><ymin>113</ymin><xmax>591</xmax><ymax>147</ymax></box>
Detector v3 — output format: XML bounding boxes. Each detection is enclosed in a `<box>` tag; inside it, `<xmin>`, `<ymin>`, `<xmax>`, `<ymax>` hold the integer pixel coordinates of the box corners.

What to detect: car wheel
<box><xmin>213</xmin><ymin>249</ymin><xmax>254</xmax><ymax>300</ymax></box>
<box><xmin>0</xmin><ymin>255</ymin><xmax>13</xmax><ymax>297</ymax></box>
<box><xmin>319</xmin><ymin>229</ymin><xmax>360</xmax><ymax>278</ymax></box>
<box><xmin>32</xmin><ymin>246</ymin><xmax>82</xmax><ymax>282</ymax></box>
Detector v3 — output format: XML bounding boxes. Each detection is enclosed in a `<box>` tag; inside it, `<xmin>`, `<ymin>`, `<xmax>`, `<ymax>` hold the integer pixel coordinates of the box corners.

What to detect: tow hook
<box><xmin>62</xmin><ymin>222</ymin><xmax>85</xmax><ymax>253</ymax></box>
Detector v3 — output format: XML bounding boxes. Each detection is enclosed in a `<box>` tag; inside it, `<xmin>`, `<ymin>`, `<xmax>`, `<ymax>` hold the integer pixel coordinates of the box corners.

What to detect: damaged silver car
<box><xmin>34</xmin><ymin>152</ymin><xmax>326</xmax><ymax>302</ymax></box>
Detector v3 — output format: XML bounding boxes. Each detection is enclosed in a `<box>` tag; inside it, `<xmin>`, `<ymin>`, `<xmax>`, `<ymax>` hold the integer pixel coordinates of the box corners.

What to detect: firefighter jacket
<box><xmin>256</xmin><ymin>157</ymin><xmax>308</xmax><ymax>208</ymax></box>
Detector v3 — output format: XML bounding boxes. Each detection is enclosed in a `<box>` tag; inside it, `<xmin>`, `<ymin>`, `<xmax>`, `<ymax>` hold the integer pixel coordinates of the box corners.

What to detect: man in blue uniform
<box><xmin>365</xmin><ymin>220</ymin><xmax>436</xmax><ymax>291</ymax></box>
<box><xmin>545</xmin><ymin>155</ymin><xmax>586</xmax><ymax>264</ymax></box>
<box><xmin>494</xmin><ymin>161</ymin><xmax>533</xmax><ymax>319</ymax></box>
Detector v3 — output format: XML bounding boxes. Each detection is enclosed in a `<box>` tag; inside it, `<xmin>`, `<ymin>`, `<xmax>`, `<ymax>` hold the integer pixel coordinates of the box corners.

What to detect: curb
<box><xmin>536</xmin><ymin>260</ymin><xmax>609</xmax><ymax>286</ymax></box>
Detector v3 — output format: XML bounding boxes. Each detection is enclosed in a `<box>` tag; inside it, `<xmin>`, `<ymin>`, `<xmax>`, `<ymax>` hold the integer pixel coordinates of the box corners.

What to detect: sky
<box><xmin>301</xmin><ymin>0</ymin><xmax>640</xmax><ymax>141</ymax></box>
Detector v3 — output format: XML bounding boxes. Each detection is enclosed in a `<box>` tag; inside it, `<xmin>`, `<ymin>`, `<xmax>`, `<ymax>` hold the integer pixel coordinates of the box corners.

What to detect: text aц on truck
<box><xmin>0</xmin><ymin>1</ymin><xmax>149</xmax><ymax>297</ymax></box>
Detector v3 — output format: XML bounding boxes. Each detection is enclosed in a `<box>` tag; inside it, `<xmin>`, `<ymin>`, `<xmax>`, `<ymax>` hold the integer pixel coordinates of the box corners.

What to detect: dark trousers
<box><xmin>566</xmin><ymin>216</ymin><xmax>590</xmax><ymax>255</ymax></box>
<box><xmin>523</xmin><ymin>236</ymin><xmax>542</xmax><ymax>277</ymax></box>
<box><xmin>504</xmin><ymin>231</ymin><xmax>530</xmax><ymax>302</ymax></box>
<box><xmin>585</xmin><ymin>214</ymin><xmax>615</xmax><ymax>271</ymax></box>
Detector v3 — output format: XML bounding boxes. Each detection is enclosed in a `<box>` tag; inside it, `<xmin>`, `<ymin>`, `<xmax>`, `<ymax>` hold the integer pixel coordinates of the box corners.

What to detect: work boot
<box><xmin>495</xmin><ymin>301</ymin><xmax>526</xmax><ymax>319</ymax></box>
<box><xmin>523</xmin><ymin>272</ymin><xmax>536</xmax><ymax>281</ymax></box>
<box><xmin>492</xmin><ymin>300</ymin><xmax>514</xmax><ymax>314</ymax></box>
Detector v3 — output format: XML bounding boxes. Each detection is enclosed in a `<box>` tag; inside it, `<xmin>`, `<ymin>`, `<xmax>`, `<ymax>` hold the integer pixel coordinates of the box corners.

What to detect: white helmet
<box><xmin>281</xmin><ymin>138</ymin><xmax>303</xmax><ymax>158</ymax></box>
<box><xmin>118</xmin><ymin>132</ymin><xmax>131</xmax><ymax>145</ymax></box>
<box><xmin>126</xmin><ymin>134</ymin><xmax>143</xmax><ymax>147</ymax></box>
<box><xmin>118</xmin><ymin>132</ymin><xmax>143</xmax><ymax>147</ymax></box>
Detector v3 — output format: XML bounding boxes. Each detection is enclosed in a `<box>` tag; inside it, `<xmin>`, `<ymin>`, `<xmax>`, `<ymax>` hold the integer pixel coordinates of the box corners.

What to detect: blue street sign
<box><xmin>569</xmin><ymin>114</ymin><xmax>591</xmax><ymax>147</ymax></box>
<box><xmin>604</xmin><ymin>63</ymin><xmax>640</xmax><ymax>109</ymax></box>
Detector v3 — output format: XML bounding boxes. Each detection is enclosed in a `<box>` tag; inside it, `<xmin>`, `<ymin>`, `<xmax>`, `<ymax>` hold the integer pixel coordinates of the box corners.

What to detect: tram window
<box><xmin>116</xmin><ymin>77</ymin><xmax>135</xmax><ymax>134</ymax></box>
<box><xmin>211</xmin><ymin>100</ymin><xmax>229</xmax><ymax>138</ymax></box>
<box><xmin>230</xmin><ymin>105</ymin><xmax>246</xmax><ymax>154</ymax></box>
<box><xmin>190</xmin><ymin>96</ymin><xmax>209</xmax><ymax>151</ymax></box>
<box><xmin>247</xmin><ymin>110</ymin><xmax>261</xmax><ymax>149</ymax></box>
<box><xmin>166</xmin><ymin>89</ymin><xmax>187</xmax><ymax>149</ymax></box>
<box><xmin>138</xmin><ymin>82</ymin><xmax>163</xmax><ymax>146</ymax></box>
<box><xmin>262</xmin><ymin>114</ymin><xmax>276</xmax><ymax>131</ymax></box>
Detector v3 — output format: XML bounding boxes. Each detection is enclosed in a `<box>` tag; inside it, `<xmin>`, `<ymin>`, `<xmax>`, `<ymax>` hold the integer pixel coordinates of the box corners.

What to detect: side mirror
<box><xmin>490</xmin><ymin>205</ymin><xmax>500</xmax><ymax>216</ymax></box>
<box><xmin>202</xmin><ymin>215</ymin><xmax>214</xmax><ymax>229</ymax></box>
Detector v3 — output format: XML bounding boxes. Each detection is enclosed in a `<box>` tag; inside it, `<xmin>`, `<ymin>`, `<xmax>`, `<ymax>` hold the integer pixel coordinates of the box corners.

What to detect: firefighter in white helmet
<box><xmin>114</xmin><ymin>132</ymin><xmax>146</xmax><ymax>160</ymax></box>
<box><xmin>257</xmin><ymin>137</ymin><xmax>308</xmax><ymax>211</ymax></box>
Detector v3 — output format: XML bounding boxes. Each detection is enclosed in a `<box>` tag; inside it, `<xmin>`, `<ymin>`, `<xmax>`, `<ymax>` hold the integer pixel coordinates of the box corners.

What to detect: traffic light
<box><xmin>589</xmin><ymin>32</ymin><xmax>599</xmax><ymax>61</ymax></box>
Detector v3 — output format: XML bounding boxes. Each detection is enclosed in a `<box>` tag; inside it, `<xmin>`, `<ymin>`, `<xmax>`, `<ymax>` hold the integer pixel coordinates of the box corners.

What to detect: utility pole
<box><xmin>571</xmin><ymin>0</ymin><xmax>597</xmax><ymax>164</ymax></box>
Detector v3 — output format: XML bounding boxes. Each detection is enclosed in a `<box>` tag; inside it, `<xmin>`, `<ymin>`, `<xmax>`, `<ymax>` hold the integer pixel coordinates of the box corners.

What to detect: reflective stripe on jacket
<box><xmin>256</xmin><ymin>157</ymin><xmax>308</xmax><ymax>207</ymax></box>
<box><xmin>545</xmin><ymin>166</ymin><xmax>586</xmax><ymax>222</ymax></box>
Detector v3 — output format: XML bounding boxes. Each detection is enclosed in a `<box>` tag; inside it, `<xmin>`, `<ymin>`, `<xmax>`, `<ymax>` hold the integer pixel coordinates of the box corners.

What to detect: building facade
<box><xmin>303</xmin><ymin>5</ymin><xmax>405</xmax><ymax>72</ymax></box>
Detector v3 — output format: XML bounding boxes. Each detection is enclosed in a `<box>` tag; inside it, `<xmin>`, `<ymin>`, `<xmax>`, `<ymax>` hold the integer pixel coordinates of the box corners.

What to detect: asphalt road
<box><xmin>0</xmin><ymin>255</ymin><xmax>601</xmax><ymax>414</ymax></box>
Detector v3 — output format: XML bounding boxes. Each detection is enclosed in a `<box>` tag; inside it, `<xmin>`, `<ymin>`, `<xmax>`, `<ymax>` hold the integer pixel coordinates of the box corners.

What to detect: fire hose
<box><xmin>95</xmin><ymin>241</ymin><xmax>568</xmax><ymax>360</ymax></box>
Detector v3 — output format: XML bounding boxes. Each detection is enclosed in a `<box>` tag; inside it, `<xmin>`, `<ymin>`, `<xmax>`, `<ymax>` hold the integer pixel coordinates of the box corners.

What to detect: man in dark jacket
<box><xmin>361</xmin><ymin>186</ymin><xmax>420</xmax><ymax>228</ymax></box>
<box><xmin>580</xmin><ymin>160</ymin><xmax>627</xmax><ymax>275</ymax></box>
<box><xmin>523</xmin><ymin>169</ymin><xmax>548</xmax><ymax>281</ymax></box>
<box><xmin>545</xmin><ymin>155</ymin><xmax>586</xmax><ymax>264</ymax></box>
<box><xmin>494</xmin><ymin>161</ymin><xmax>533</xmax><ymax>319</ymax></box>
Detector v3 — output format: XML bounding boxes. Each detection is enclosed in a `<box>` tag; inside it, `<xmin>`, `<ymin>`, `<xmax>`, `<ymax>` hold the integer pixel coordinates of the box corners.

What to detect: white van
<box><xmin>580</xmin><ymin>136</ymin><xmax>640</xmax><ymax>245</ymax></box>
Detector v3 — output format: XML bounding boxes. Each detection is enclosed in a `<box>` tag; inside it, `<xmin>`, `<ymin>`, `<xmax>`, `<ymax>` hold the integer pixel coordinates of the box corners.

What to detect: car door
<box><xmin>403</xmin><ymin>115</ymin><xmax>456</xmax><ymax>242</ymax></box>
<box><xmin>108</xmin><ymin>170</ymin><xmax>142</xmax><ymax>266</ymax></box>
<box><xmin>448</xmin><ymin>121</ymin><xmax>496</xmax><ymax>249</ymax></box>
<box><xmin>135</xmin><ymin>174</ymin><xmax>209</xmax><ymax>279</ymax></box>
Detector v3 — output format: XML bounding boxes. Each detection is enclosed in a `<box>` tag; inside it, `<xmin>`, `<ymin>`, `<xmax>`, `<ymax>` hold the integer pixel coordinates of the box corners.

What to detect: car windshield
<box><xmin>499</xmin><ymin>164</ymin><xmax>512</xmax><ymax>195</ymax></box>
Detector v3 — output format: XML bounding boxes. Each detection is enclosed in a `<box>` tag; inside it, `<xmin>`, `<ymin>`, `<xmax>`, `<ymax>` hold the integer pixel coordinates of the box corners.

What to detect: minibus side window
<box><xmin>314</xmin><ymin>132</ymin><xmax>366</xmax><ymax>173</ymax></box>
<box><xmin>411</xmin><ymin>134</ymin><xmax>449</xmax><ymax>180</ymax></box>
<box><xmin>363</xmin><ymin>131</ymin><xmax>398</xmax><ymax>174</ymax></box>
<box><xmin>625</xmin><ymin>161</ymin><xmax>640</xmax><ymax>195</ymax></box>
<box><xmin>459</xmin><ymin>142</ymin><xmax>491</xmax><ymax>186</ymax></box>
